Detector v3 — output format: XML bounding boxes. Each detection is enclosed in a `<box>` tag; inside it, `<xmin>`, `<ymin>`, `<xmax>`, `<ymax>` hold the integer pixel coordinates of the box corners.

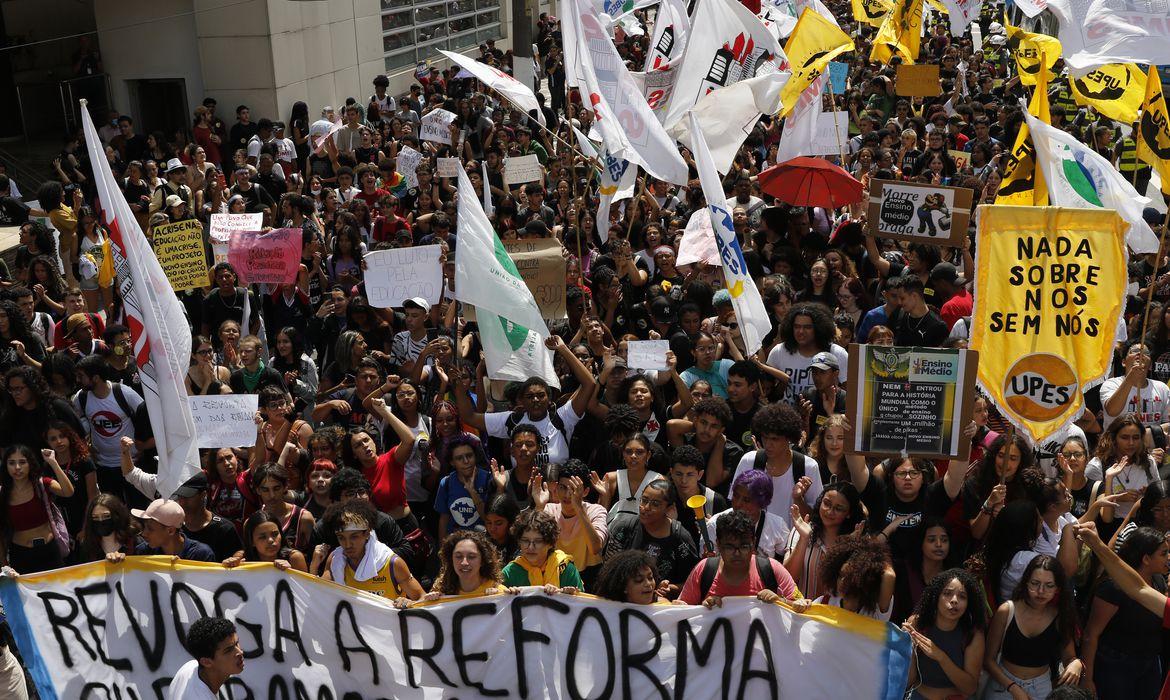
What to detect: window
<box><xmin>381</xmin><ymin>0</ymin><xmax>504</xmax><ymax>70</ymax></box>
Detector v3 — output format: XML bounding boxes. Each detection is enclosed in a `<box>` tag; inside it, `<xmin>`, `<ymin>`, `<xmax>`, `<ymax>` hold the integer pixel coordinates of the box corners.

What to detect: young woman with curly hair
<box><xmin>43</xmin><ymin>420</ymin><xmax>97</xmax><ymax>535</ymax></box>
<box><xmin>500</xmin><ymin>509</ymin><xmax>583</xmax><ymax>593</ymax></box>
<box><xmin>1087</xmin><ymin>413</ymin><xmax>1160</xmax><ymax>522</ymax></box>
<box><xmin>902</xmin><ymin>568</ymin><xmax>986</xmax><ymax>700</ymax></box>
<box><xmin>424</xmin><ymin>530</ymin><xmax>515</xmax><ymax>599</ymax></box>
<box><xmin>962</xmin><ymin>432</ymin><xmax>1043</xmax><ymax>541</ymax></box>
<box><xmin>595</xmin><ymin>550</ymin><xmax>668</xmax><ymax>605</ymax></box>
<box><xmin>798</xmin><ymin>534</ymin><xmax>896</xmax><ymax>620</ymax></box>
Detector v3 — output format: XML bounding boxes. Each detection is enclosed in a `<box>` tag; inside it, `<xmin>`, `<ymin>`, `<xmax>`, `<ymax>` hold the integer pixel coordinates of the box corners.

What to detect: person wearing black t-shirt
<box><xmin>725</xmin><ymin>362</ymin><xmax>762</xmax><ymax>452</ymax></box>
<box><xmin>669</xmin><ymin>397</ymin><xmax>745</xmax><ymax>496</ymax></box>
<box><xmin>894</xmin><ymin>276</ymin><xmax>949</xmax><ymax>347</ymax></box>
<box><xmin>602</xmin><ymin>478</ymin><xmax>699</xmax><ymax>598</ymax></box>
<box><xmin>0</xmin><ymin>175</ymin><xmax>29</xmax><ymax>226</ymax></box>
<box><xmin>668</xmin><ymin>445</ymin><xmax>729</xmax><ymax>553</ymax></box>
<box><xmin>174</xmin><ymin>472</ymin><xmax>244</xmax><ymax>561</ymax></box>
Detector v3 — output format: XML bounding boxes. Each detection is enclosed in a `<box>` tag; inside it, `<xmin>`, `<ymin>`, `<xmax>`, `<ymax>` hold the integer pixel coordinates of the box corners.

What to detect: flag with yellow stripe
<box><xmin>1138</xmin><ymin>64</ymin><xmax>1170</xmax><ymax>195</ymax></box>
<box><xmin>780</xmin><ymin>8</ymin><xmax>855</xmax><ymax>117</ymax></box>
<box><xmin>870</xmin><ymin>0</ymin><xmax>923</xmax><ymax>64</ymax></box>
<box><xmin>997</xmin><ymin>55</ymin><xmax>1051</xmax><ymax>206</ymax></box>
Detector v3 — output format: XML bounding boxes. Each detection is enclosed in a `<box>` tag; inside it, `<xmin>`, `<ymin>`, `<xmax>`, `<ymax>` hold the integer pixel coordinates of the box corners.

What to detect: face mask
<box><xmin>92</xmin><ymin>519</ymin><xmax>116</xmax><ymax>537</ymax></box>
<box><xmin>113</xmin><ymin>345</ymin><xmax>126</xmax><ymax>356</ymax></box>
<box><xmin>311</xmin><ymin>188</ymin><xmax>322</xmax><ymax>196</ymax></box>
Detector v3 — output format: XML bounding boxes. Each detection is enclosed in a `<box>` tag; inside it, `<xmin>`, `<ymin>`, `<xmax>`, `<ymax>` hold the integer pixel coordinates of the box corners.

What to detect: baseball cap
<box><xmin>929</xmin><ymin>261</ymin><xmax>966</xmax><ymax>285</ymax></box>
<box><xmin>165</xmin><ymin>194</ymin><xmax>184</xmax><ymax>209</ymax></box>
<box><xmin>810</xmin><ymin>351</ymin><xmax>840</xmax><ymax>372</ymax></box>
<box><xmin>131</xmin><ymin>499</ymin><xmax>185</xmax><ymax>529</ymax></box>
<box><xmin>649</xmin><ymin>296</ymin><xmax>675</xmax><ymax>324</ymax></box>
<box><xmin>172</xmin><ymin>472</ymin><xmax>209</xmax><ymax>499</ymax></box>
<box><xmin>403</xmin><ymin>297</ymin><xmax>430</xmax><ymax>312</ymax></box>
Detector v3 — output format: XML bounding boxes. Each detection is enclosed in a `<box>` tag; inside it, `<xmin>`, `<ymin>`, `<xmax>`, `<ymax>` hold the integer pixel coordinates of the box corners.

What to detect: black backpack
<box><xmin>698</xmin><ymin>555</ymin><xmax>778</xmax><ymax>600</ymax></box>
<box><xmin>752</xmin><ymin>449</ymin><xmax>808</xmax><ymax>481</ymax></box>
<box><xmin>501</xmin><ymin>408</ymin><xmax>568</xmax><ymax>470</ymax></box>
<box><xmin>78</xmin><ymin>382</ymin><xmax>135</xmax><ymax>418</ymax></box>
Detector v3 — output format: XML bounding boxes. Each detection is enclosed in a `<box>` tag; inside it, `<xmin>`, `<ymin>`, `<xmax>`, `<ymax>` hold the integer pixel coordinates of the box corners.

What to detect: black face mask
<box><xmin>92</xmin><ymin>519</ymin><xmax>116</xmax><ymax>537</ymax></box>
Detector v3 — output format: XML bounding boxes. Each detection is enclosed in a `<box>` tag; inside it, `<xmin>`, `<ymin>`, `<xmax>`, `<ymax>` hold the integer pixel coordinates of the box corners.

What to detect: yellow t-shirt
<box><xmin>342</xmin><ymin>555</ymin><xmax>401</xmax><ymax>599</ymax></box>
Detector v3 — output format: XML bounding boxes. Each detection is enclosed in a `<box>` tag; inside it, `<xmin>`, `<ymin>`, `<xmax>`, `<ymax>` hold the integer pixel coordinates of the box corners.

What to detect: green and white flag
<box><xmin>454</xmin><ymin>168</ymin><xmax>559</xmax><ymax>388</ymax></box>
<box><xmin>1024</xmin><ymin>108</ymin><xmax>1159</xmax><ymax>254</ymax></box>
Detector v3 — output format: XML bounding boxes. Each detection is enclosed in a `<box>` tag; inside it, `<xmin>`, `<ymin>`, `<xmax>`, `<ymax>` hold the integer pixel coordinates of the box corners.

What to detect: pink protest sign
<box><xmin>227</xmin><ymin>227</ymin><xmax>303</xmax><ymax>285</ymax></box>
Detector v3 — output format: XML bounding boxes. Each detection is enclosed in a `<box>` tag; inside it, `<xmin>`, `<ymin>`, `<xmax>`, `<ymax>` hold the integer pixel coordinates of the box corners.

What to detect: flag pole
<box><xmin>568</xmin><ymin>119</ymin><xmax>587</xmax><ymax>273</ymax></box>
<box><xmin>1142</xmin><ymin>214</ymin><xmax>1170</xmax><ymax>344</ymax></box>
<box><xmin>825</xmin><ymin>79</ymin><xmax>848</xmax><ymax>167</ymax></box>
<box><xmin>489</xmin><ymin>86</ymin><xmax>599</xmax><ymax>167</ymax></box>
<box><xmin>625</xmin><ymin>170</ymin><xmax>648</xmax><ymax>241</ymax></box>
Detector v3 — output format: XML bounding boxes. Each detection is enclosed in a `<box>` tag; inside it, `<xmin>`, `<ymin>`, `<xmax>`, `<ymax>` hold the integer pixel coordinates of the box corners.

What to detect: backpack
<box><xmin>78</xmin><ymin>382</ymin><xmax>135</xmax><ymax>419</ymax></box>
<box><xmin>752</xmin><ymin>449</ymin><xmax>808</xmax><ymax>481</ymax></box>
<box><xmin>698</xmin><ymin>554</ymin><xmax>778</xmax><ymax>600</ymax></box>
<box><xmin>503</xmin><ymin>408</ymin><xmax>568</xmax><ymax>470</ymax></box>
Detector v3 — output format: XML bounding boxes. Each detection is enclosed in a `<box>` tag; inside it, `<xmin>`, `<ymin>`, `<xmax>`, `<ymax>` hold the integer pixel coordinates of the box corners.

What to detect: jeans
<box><xmin>1094</xmin><ymin>645</ymin><xmax>1163</xmax><ymax>700</ymax></box>
<box><xmin>982</xmin><ymin>668</ymin><xmax>1051</xmax><ymax>699</ymax></box>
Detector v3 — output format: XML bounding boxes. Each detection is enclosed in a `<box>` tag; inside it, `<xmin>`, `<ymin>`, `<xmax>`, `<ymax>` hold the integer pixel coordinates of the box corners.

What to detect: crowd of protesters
<box><xmin>1</xmin><ymin>1</ymin><xmax>1170</xmax><ymax>698</ymax></box>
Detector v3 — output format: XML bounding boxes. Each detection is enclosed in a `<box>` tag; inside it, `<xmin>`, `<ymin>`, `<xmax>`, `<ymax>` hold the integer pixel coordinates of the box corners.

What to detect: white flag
<box><xmin>670</xmin><ymin>70</ymin><xmax>790</xmax><ymax>174</ymax></box>
<box><xmin>453</xmin><ymin>169</ymin><xmax>559</xmax><ymax>387</ymax></box>
<box><xmin>689</xmin><ymin>111</ymin><xmax>771</xmax><ymax>355</ymax></box>
<box><xmin>937</xmin><ymin>0</ymin><xmax>981</xmax><ymax>34</ymax></box>
<box><xmin>776</xmin><ymin>75</ymin><xmax>826</xmax><ymax>163</ymax></box>
<box><xmin>1024</xmin><ymin>108</ymin><xmax>1160</xmax><ymax>253</ymax></box>
<box><xmin>481</xmin><ymin>159</ymin><xmax>494</xmax><ymax>217</ymax></box>
<box><xmin>80</xmin><ymin>104</ymin><xmax>199</xmax><ymax>500</ymax></box>
<box><xmin>1048</xmin><ymin>0</ymin><xmax>1170</xmax><ymax>70</ymax></box>
<box><xmin>644</xmin><ymin>0</ymin><xmax>691</xmax><ymax>71</ymax></box>
<box><xmin>562</xmin><ymin>0</ymin><xmax>689</xmax><ymax>183</ymax></box>
<box><xmin>597</xmin><ymin>151</ymin><xmax>638</xmax><ymax>242</ymax></box>
<box><xmin>440</xmin><ymin>50</ymin><xmax>546</xmax><ymax>126</ymax></box>
<box><xmin>571</xmin><ymin>125</ymin><xmax>599</xmax><ymax>159</ymax></box>
<box><xmin>660</xmin><ymin>0</ymin><xmax>785</xmax><ymax>129</ymax></box>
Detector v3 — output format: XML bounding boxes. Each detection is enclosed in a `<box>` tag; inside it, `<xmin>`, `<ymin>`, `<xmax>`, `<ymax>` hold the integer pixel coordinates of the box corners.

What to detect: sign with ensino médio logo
<box><xmin>908</xmin><ymin>352</ymin><xmax>960</xmax><ymax>382</ymax></box>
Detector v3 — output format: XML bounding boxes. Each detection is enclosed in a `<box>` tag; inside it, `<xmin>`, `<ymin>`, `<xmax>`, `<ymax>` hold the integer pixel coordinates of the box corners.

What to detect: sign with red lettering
<box><xmin>227</xmin><ymin>227</ymin><xmax>302</xmax><ymax>285</ymax></box>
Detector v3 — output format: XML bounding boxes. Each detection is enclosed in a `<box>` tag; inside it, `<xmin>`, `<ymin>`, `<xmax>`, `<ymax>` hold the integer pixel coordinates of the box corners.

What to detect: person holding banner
<box><xmin>423</xmin><ymin>529</ymin><xmax>513</xmax><ymax>600</ymax></box>
<box><xmin>321</xmin><ymin>498</ymin><xmax>423</xmax><ymax>606</ymax></box>
<box><xmin>678</xmin><ymin>509</ymin><xmax>801</xmax><ymax>608</ymax></box>
<box><xmin>501</xmin><ymin>509</ymin><xmax>583</xmax><ymax>593</ymax></box>
<box><xmin>594</xmin><ymin>550</ymin><xmax>671</xmax><ymax>605</ymax></box>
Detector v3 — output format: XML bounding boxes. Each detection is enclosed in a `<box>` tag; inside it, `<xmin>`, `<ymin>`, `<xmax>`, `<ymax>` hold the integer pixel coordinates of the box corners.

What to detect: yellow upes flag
<box><xmin>996</xmin><ymin>54</ymin><xmax>1051</xmax><ymax>206</ymax></box>
<box><xmin>1005</xmin><ymin>24</ymin><xmax>1061</xmax><ymax>86</ymax></box>
<box><xmin>780</xmin><ymin>8</ymin><xmax>855</xmax><ymax>117</ymax></box>
<box><xmin>852</xmin><ymin>0</ymin><xmax>891</xmax><ymax>27</ymax></box>
<box><xmin>870</xmin><ymin>0</ymin><xmax>923</xmax><ymax>64</ymax></box>
<box><xmin>1138</xmin><ymin>64</ymin><xmax>1170</xmax><ymax>194</ymax></box>
<box><xmin>970</xmin><ymin>206</ymin><xmax>1128</xmax><ymax>442</ymax></box>
<box><xmin>1070</xmin><ymin>63</ymin><xmax>1147</xmax><ymax>123</ymax></box>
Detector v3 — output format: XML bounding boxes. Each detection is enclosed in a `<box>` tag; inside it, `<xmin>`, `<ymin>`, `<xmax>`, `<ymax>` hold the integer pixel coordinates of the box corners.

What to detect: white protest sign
<box><xmin>504</xmin><ymin>154</ymin><xmax>544</xmax><ymax>186</ymax></box>
<box><xmin>437</xmin><ymin>157</ymin><xmax>461</xmax><ymax>178</ymax></box>
<box><xmin>397</xmin><ymin>146</ymin><xmax>424</xmax><ymax>189</ymax></box>
<box><xmin>420</xmin><ymin>108</ymin><xmax>457</xmax><ymax>145</ymax></box>
<box><xmin>209</xmin><ymin>212</ymin><xmax>263</xmax><ymax>265</ymax></box>
<box><xmin>627</xmin><ymin>340</ymin><xmax>670</xmax><ymax>370</ymax></box>
<box><xmin>808</xmin><ymin>111</ymin><xmax>850</xmax><ymax>156</ymax></box>
<box><xmin>363</xmin><ymin>245</ymin><xmax>444</xmax><ymax>308</ymax></box>
<box><xmin>188</xmin><ymin>394</ymin><xmax>259</xmax><ymax>448</ymax></box>
<box><xmin>0</xmin><ymin>559</ymin><xmax>912</xmax><ymax>699</ymax></box>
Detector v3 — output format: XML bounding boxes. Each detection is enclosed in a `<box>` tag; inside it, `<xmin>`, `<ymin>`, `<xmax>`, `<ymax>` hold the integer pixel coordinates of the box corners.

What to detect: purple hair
<box><xmin>732</xmin><ymin>469</ymin><xmax>774</xmax><ymax>508</ymax></box>
<box><xmin>439</xmin><ymin>431</ymin><xmax>488</xmax><ymax>470</ymax></box>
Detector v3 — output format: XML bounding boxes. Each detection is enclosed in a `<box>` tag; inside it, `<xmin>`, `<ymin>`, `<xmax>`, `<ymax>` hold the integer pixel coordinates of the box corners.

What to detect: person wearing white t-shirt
<box><xmin>729</xmin><ymin>404</ymin><xmax>822</xmax><ymax>526</ymax></box>
<box><xmin>454</xmin><ymin>335</ymin><xmax>596</xmax><ymax>467</ymax></box>
<box><xmin>1101</xmin><ymin>340</ymin><xmax>1170</xmax><ymax>430</ymax></box>
<box><xmin>72</xmin><ymin>355</ymin><xmax>144</xmax><ymax>494</ymax></box>
<box><xmin>766</xmin><ymin>304</ymin><xmax>849</xmax><ymax>405</ymax></box>
<box><xmin>169</xmin><ymin>617</ymin><xmax>244</xmax><ymax>700</ymax></box>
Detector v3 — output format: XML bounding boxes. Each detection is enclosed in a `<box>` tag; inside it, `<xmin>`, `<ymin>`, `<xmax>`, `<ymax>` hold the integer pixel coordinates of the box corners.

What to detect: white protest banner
<box><xmin>627</xmin><ymin>340</ymin><xmax>670</xmax><ymax>370</ymax></box>
<box><xmin>363</xmin><ymin>245</ymin><xmax>444</xmax><ymax>308</ymax></box>
<box><xmin>0</xmin><ymin>559</ymin><xmax>911</xmax><ymax>699</ymax></box>
<box><xmin>676</xmin><ymin>208</ymin><xmax>722</xmax><ymax>266</ymax></box>
<box><xmin>436</xmin><ymin>157</ymin><xmax>461</xmax><ymax>178</ymax></box>
<box><xmin>209</xmin><ymin>213</ymin><xmax>263</xmax><ymax>243</ymax></box>
<box><xmin>808</xmin><ymin>110</ymin><xmax>851</xmax><ymax>156</ymax></box>
<box><xmin>188</xmin><ymin>394</ymin><xmax>259</xmax><ymax>448</ymax></box>
<box><xmin>420</xmin><ymin>108</ymin><xmax>457</xmax><ymax>145</ymax></box>
<box><xmin>227</xmin><ymin>228</ymin><xmax>303</xmax><ymax>285</ymax></box>
<box><xmin>397</xmin><ymin>146</ymin><xmax>424</xmax><ymax>189</ymax></box>
<box><xmin>504</xmin><ymin>154</ymin><xmax>544</xmax><ymax>186</ymax></box>
<box><xmin>1048</xmin><ymin>0</ymin><xmax>1170</xmax><ymax>69</ymax></box>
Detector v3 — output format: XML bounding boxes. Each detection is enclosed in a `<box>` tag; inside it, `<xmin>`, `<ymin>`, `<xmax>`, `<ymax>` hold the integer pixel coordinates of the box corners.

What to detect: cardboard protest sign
<box><xmin>465</xmin><ymin>238</ymin><xmax>566</xmax><ymax>321</ymax></box>
<box><xmin>209</xmin><ymin>212</ymin><xmax>262</xmax><ymax>265</ymax></box>
<box><xmin>504</xmin><ymin>154</ymin><xmax>544</xmax><ymax>186</ymax></box>
<box><xmin>420</xmin><ymin>108</ymin><xmax>457</xmax><ymax>145</ymax></box>
<box><xmin>627</xmin><ymin>340</ymin><xmax>670</xmax><ymax>370</ymax></box>
<box><xmin>150</xmin><ymin>219</ymin><xmax>208</xmax><ymax>291</ymax></box>
<box><xmin>227</xmin><ymin>227</ymin><xmax>303</xmax><ymax>285</ymax></box>
<box><xmin>970</xmin><ymin>206</ymin><xmax>1128</xmax><ymax>442</ymax></box>
<box><xmin>188</xmin><ymin>394</ymin><xmax>259</xmax><ymax>448</ymax></box>
<box><xmin>808</xmin><ymin>111</ymin><xmax>850</xmax><ymax>156</ymax></box>
<box><xmin>948</xmin><ymin>149</ymin><xmax>970</xmax><ymax>171</ymax></box>
<box><xmin>895</xmin><ymin>63</ymin><xmax>941</xmax><ymax>96</ymax></box>
<box><xmin>436</xmin><ymin>157</ymin><xmax>461</xmax><ymax>178</ymax></box>
<box><xmin>0</xmin><ymin>558</ymin><xmax>912</xmax><ymax>699</ymax></box>
<box><xmin>397</xmin><ymin>146</ymin><xmax>424</xmax><ymax>189</ymax></box>
<box><xmin>866</xmin><ymin>179</ymin><xmax>973</xmax><ymax>247</ymax></box>
<box><xmin>363</xmin><ymin>245</ymin><xmax>444</xmax><ymax>308</ymax></box>
<box><xmin>845</xmin><ymin>344</ymin><xmax>978</xmax><ymax>460</ymax></box>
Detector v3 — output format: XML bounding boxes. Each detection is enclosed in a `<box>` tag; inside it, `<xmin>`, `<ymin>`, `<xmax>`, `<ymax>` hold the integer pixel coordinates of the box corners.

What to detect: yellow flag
<box><xmin>1138</xmin><ymin>64</ymin><xmax>1170</xmax><ymax>194</ymax></box>
<box><xmin>870</xmin><ymin>0</ymin><xmax>923</xmax><ymax>64</ymax></box>
<box><xmin>997</xmin><ymin>54</ymin><xmax>1051</xmax><ymax>206</ymax></box>
<box><xmin>970</xmin><ymin>206</ymin><xmax>1128</xmax><ymax>442</ymax></box>
<box><xmin>1070</xmin><ymin>63</ymin><xmax>1147</xmax><ymax>123</ymax></box>
<box><xmin>1004</xmin><ymin>24</ymin><xmax>1061</xmax><ymax>86</ymax></box>
<box><xmin>852</xmin><ymin>0</ymin><xmax>892</xmax><ymax>26</ymax></box>
<box><xmin>779</xmin><ymin>9</ymin><xmax>855</xmax><ymax>117</ymax></box>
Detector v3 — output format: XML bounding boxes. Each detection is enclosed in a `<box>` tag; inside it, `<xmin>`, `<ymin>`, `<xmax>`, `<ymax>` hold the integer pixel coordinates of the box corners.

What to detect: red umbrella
<box><xmin>757</xmin><ymin>156</ymin><xmax>864</xmax><ymax>210</ymax></box>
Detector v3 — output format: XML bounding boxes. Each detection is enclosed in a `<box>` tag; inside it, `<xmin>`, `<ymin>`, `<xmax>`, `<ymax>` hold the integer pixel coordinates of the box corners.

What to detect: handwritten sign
<box><xmin>504</xmin><ymin>154</ymin><xmax>544</xmax><ymax>186</ymax></box>
<box><xmin>437</xmin><ymin>157</ymin><xmax>461</xmax><ymax>178</ymax></box>
<box><xmin>895</xmin><ymin>64</ymin><xmax>941</xmax><ymax>97</ymax></box>
<box><xmin>397</xmin><ymin>146</ymin><xmax>424</xmax><ymax>189</ymax></box>
<box><xmin>865</xmin><ymin>179</ymin><xmax>973</xmax><ymax>247</ymax></box>
<box><xmin>627</xmin><ymin>340</ymin><xmax>670</xmax><ymax>371</ymax></box>
<box><xmin>948</xmin><ymin>149</ymin><xmax>970</xmax><ymax>172</ymax></box>
<box><xmin>209</xmin><ymin>213</ymin><xmax>263</xmax><ymax>242</ymax></box>
<box><xmin>808</xmin><ymin>111</ymin><xmax>850</xmax><ymax>156</ymax></box>
<box><xmin>189</xmin><ymin>394</ymin><xmax>259</xmax><ymax>448</ymax></box>
<box><xmin>227</xmin><ymin>227</ymin><xmax>303</xmax><ymax>285</ymax></box>
<box><xmin>151</xmin><ymin>219</ymin><xmax>208</xmax><ymax>291</ymax></box>
<box><xmin>828</xmin><ymin>61</ymin><xmax>848</xmax><ymax>94</ymax></box>
<box><xmin>363</xmin><ymin>245</ymin><xmax>443</xmax><ymax>308</ymax></box>
<box><xmin>466</xmin><ymin>238</ymin><xmax>566</xmax><ymax>321</ymax></box>
<box><xmin>420</xmin><ymin>108</ymin><xmax>457</xmax><ymax>145</ymax></box>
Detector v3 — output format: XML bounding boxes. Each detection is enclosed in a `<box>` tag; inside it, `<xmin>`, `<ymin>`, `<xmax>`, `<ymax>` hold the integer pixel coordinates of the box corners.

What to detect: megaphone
<box><xmin>687</xmin><ymin>494</ymin><xmax>715</xmax><ymax>555</ymax></box>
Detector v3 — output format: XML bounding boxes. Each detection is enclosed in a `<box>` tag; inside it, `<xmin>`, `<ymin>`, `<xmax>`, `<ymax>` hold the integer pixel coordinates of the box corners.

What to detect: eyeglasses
<box><xmin>893</xmin><ymin>470</ymin><xmax>923</xmax><ymax>480</ymax></box>
<box><xmin>1027</xmin><ymin>580</ymin><xmax>1057</xmax><ymax>592</ymax></box>
<box><xmin>1061</xmin><ymin>451</ymin><xmax>1086</xmax><ymax>459</ymax></box>
<box><xmin>640</xmin><ymin>498</ymin><xmax>665</xmax><ymax>508</ymax></box>
<box><xmin>519</xmin><ymin>538</ymin><xmax>546</xmax><ymax>549</ymax></box>
<box><xmin>719</xmin><ymin>542</ymin><xmax>753</xmax><ymax>555</ymax></box>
